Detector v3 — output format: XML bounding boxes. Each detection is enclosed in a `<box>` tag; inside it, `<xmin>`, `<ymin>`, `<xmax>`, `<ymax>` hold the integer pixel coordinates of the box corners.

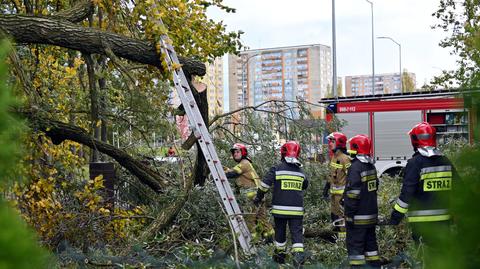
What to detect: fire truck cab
<box><xmin>321</xmin><ymin>90</ymin><xmax>474</xmax><ymax>177</ymax></box>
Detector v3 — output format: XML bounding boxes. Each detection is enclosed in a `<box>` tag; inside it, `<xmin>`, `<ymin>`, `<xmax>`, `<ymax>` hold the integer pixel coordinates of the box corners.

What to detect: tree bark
<box><xmin>84</xmin><ymin>52</ymin><xmax>100</xmax><ymax>162</ymax></box>
<box><xmin>51</xmin><ymin>0</ymin><xmax>94</xmax><ymax>23</ymax></box>
<box><xmin>0</xmin><ymin>14</ymin><xmax>206</xmax><ymax>76</ymax></box>
<box><xmin>193</xmin><ymin>89</ymin><xmax>209</xmax><ymax>186</ymax></box>
<box><xmin>25</xmin><ymin>112</ymin><xmax>167</xmax><ymax>193</ymax></box>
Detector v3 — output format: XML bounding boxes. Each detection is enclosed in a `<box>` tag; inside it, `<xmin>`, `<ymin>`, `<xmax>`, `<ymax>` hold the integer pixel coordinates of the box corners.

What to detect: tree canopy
<box><xmin>431</xmin><ymin>0</ymin><xmax>480</xmax><ymax>88</ymax></box>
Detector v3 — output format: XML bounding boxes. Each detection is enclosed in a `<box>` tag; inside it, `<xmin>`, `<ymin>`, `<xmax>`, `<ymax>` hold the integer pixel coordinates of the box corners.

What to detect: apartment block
<box><xmin>201</xmin><ymin>57</ymin><xmax>224</xmax><ymax>117</ymax></box>
<box><xmin>228</xmin><ymin>44</ymin><xmax>332</xmax><ymax>118</ymax></box>
<box><xmin>345</xmin><ymin>72</ymin><xmax>416</xmax><ymax>96</ymax></box>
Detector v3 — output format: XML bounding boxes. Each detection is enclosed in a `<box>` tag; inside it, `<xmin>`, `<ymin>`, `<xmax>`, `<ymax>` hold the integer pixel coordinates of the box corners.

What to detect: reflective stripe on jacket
<box><xmin>393</xmin><ymin>152</ymin><xmax>455</xmax><ymax>223</ymax></box>
<box><xmin>258</xmin><ymin>160</ymin><xmax>309</xmax><ymax>218</ymax></box>
<box><xmin>328</xmin><ymin>151</ymin><xmax>351</xmax><ymax>195</ymax></box>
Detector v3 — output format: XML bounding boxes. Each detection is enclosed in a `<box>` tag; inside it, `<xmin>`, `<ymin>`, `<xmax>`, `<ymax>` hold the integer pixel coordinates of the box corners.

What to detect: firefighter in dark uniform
<box><xmin>225</xmin><ymin>143</ymin><xmax>274</xmax><ymax>241</ymax></box>
<box><xmin>343</xmin><ymin>134</ymin><xmax>380</xmax><ymax>268</ymax></box>
<box><xmin>327</xmin><ymin>132</ymin><xmax>351</xmax><ymax>239</ymax></box>
<box><xmin>389</xmin><ymin>122</ymin><xmax>456</xmax><ymax>256</ymax></box>
<box><xmin>254</xmin><ymin>141</ymin><xmax>309</xmax><ymax>267</ymax></box>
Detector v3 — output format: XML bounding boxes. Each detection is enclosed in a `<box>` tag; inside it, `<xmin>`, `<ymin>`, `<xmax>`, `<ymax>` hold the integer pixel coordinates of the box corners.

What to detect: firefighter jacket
<box><xmin>225</xmin><ymin>158</ymin><xmax>260</xmax><ymax>199</ymax></box>
<box><xmin>328</xmin><ymin>150</ymin><xmax>351</xmax><ymax>195</ymax></box>
<box><xmin>343</xmin><ymin>157</ymin><xmax>378</xmax><ymax>227</ymax></box>
<box><xmin>391</xmin><ymin>151</ymin><xmax>456</xmax><ymax>224</ymax></box>
<box><xmin>257</xmin><ymin>160</ymin><xmax>309</xmax><ymax>218</ymax></box>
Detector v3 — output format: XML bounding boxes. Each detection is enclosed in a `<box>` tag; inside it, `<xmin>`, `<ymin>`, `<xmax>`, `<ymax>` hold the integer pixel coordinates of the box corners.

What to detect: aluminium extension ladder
<box><xmin>156</xmin><ymin>22</ymin><xmax>255</xmax><ymax>255</ymax></box>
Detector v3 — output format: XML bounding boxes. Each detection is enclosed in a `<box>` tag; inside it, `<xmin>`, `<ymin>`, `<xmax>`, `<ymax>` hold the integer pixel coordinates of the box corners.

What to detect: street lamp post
<box><xmin>377</xmin><ymin>36</ymin><xmax>402</xmax><ymax>92</ymax></box>
<box><xmin>332</xmin><ymin>0</ymin><xmax>337</xmax><ymax>98</ymax></box>
<box><xmin>365</xmin><ymin>0</ymin><xmax>375</xmax><ymax>95</ymax></box>
<box><xmin>241</xmin><ymin>53</ymin><xmax>260</xmax><ymax>107</ymax></box>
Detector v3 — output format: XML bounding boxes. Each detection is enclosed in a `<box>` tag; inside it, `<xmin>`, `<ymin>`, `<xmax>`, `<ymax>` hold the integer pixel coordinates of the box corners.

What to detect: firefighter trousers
<box><xmin>274</xmin><ymin>217</ymin><xmax>304</xmax><ymax>252</ymax></box>
<box><xmin>331</xmin><ymin>193</ymin><xmax>344</xmax><ymax>218</ymax></box>
<box><xmin>346</xmin><ymin>224</ymin><xmax>380</xmax><ymax>267</ymax></box>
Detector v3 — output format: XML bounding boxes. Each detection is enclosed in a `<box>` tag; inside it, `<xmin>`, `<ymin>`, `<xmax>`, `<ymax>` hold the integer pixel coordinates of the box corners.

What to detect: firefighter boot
<box><xmin>293</xmin><ymin>251</ymin><xmax>306</xmax><ymax>268</ymax></box>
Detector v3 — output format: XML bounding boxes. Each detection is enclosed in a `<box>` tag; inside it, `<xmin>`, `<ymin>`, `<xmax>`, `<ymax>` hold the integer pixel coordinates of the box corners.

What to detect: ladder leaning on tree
<box><xmin>156</xmin><ymin>20</ymin><xmax>256</xmax><ymax>255</ymax></box>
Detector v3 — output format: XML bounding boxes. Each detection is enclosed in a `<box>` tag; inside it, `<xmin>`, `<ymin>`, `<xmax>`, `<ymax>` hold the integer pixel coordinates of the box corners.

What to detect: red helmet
<box><xmin>281</xmin><ymin>141</ymin><xmax>301</xmax><ymax>158</ymax></box>
<box><xmin>327</xmin><ymin>132</ymin><xmax>347</xmax><ymax>150</ymax></box>
<box><xmin>348</xmin><ymin>134</ymin><xmax>372</xmax><ymax>155</ymax></box>
<box><xmin>408</xmin><ymin>122</ymin><xmax>436</xmax><ymax>148</ymax></box>
<box><xmin>231</xmin><ymin>143</ymin><xmax>248</xmax><ymax>157</ymax></box>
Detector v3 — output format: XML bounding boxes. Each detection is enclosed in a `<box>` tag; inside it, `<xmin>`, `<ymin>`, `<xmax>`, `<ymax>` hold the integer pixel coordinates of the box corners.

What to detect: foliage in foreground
<box><xmin>0</xmin><ymin>41</ymin><xmax>50</xmax><ymax>268</ymax></box>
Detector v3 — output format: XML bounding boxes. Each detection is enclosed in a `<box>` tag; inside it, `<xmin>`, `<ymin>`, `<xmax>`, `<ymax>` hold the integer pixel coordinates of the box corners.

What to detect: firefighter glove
<box><xmin>225</xmin><ymin>171</ymin><xmax>239</xmax><ymax>179</ymax></box>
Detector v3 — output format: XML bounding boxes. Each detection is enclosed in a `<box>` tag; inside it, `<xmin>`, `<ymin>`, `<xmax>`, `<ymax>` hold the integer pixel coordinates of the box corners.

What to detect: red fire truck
<box><xmin>321</xmin><ymin>90</ymin><xmax>475</xmax><ymax>177</ymax></box>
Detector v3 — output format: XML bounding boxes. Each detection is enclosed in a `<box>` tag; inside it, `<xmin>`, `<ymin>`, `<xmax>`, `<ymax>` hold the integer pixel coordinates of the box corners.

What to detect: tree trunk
<box><xmin>84</xmin><ymin>53</ymin><xmax>100</xmax><ymax>162</ymax></box>
<box><xmin>24</xmin><ymin>112</ymin><xmax>167</xmax><ymax>193</ymax></box>
<box><xmin>51</xmin><ymin>0</ymin><xmax>93</xmax><ymax>23</ymax></box>
<box><xmin>97</xmin><ymin>9</ymin><xmax>109</xmax><ymax>157</ymax></box>
<box><xmin>194</xmin><ymin>89</ymin><xmax>209</xmax><ymax>186</ymax></box>
<box><xmin>0</xmin><ymin>14</ymin><xmax>206</xmax><ymax>76</ymax></box>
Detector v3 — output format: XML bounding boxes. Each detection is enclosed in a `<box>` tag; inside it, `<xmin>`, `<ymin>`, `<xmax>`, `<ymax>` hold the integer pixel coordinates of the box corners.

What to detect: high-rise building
<box><xmin>345</xmin><ymin>72</ymin><xmax>416</xmax><ymax>96</ymax></box>
<box><xmin>201</xmin><ymin>58</ymin><xmax>224</xmax><ymax>117</ymax></box>
<box><xmin>228</xmin><ymin>44</ymin><xmax>332</xmax><ymax>118</ymax></box>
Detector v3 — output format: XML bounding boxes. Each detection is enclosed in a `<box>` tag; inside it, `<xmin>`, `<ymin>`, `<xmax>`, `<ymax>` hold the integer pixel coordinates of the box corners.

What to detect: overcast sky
<box><xmin>207</xmin><ymin>0</ymin><xmax>458</xmax><ymax>109</ymax></box>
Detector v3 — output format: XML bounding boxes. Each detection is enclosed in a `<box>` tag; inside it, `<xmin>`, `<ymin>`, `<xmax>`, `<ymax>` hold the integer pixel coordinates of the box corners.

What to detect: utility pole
<box><xmin>332</xmin><ymin>0</ymin><xmax>337</xmax><ymax>98</ymax></box>
<box><xmin>365</xmin><ymin>0</ymin><xmax>375</xmax><ymax>95</ymax></box>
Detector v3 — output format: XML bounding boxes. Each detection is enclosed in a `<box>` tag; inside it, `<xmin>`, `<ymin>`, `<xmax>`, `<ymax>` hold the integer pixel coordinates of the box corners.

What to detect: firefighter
<box><xmin>388</xmin><ymin>122</ymin><xmax>456</xmax><ymax>254</ymax></box>
<box><xmin>225</xmin><ymin>143</ymin><xmax>273</xmax><ymax>242</ymax></box>
<box><xmin>327</xmin><ymin>132</ymin><xmax>351</xmax><ymax>239</ymax></box>
<box><xmin>343</xmin><ymin>134</ymin><xmax>380</xmax><ymax>268</ymax></box>
<box><xmin>254</xmin><ymin>141</ymin><xmax>309</xmax><ymax>267</ymax></box>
